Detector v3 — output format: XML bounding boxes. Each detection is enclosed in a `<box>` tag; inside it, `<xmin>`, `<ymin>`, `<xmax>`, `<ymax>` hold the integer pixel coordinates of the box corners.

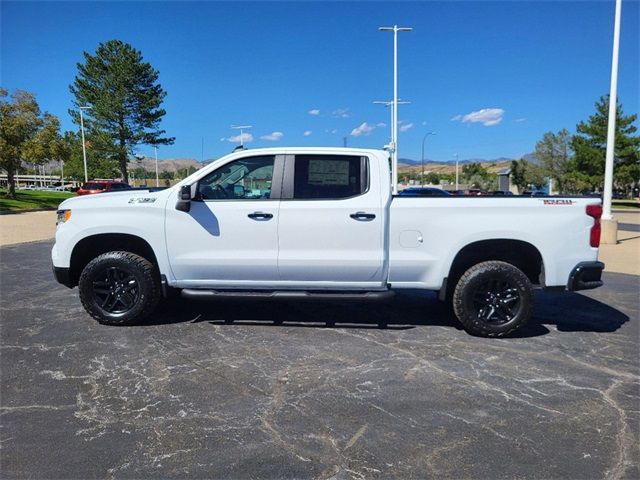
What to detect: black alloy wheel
<box><xmin>453</xmin><ymin>261</ymin><xmax>533</xmax><ymax>337</ymax></box>
<box><xmin>470</xmin><ymin>277</ymin><xmax>522</xmax><ymax>325</ymax></box>
<box><xmin>92</xmin><ymin>266</ymin><xmax>141</xmax><ymax>314</ymax></box>
<box><xmin>78</xmin><ymin>251</ymin><xmax>161</xmax><ymax>325</ymax></box>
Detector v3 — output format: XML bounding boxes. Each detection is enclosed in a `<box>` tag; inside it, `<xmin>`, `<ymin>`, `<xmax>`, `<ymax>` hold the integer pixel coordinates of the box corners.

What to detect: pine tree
<box><xmin>572</xmin><ymin>95</ymin><xmax>639</xmax><ymax>191</ymax></box>
<box><xmin>69</xmin><ymin>40</ymin><xmax>174</xmax><ymax>183</ymax></box>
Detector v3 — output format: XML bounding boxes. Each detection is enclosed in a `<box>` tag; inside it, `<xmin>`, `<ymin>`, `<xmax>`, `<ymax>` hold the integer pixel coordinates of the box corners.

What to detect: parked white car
<box><xmin>52</xmin><ymin>147</ymin><xmax>604</xmax><ymax>337</ymax></box>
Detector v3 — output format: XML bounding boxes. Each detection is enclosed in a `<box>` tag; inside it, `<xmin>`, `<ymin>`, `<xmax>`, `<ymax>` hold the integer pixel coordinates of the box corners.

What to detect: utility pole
<box><xmin>379</xmin><ymin>25</ymin><xmax>412</xmax><ymax>194</ymax></box>
<box><xmin>455</xmin><ymin>153</ymin><xmax>460</xmax><ymax>191</ymax></box>
<box><xmin>79</xmin><ymin>106</ymin><xmax>91</xmax><ymax>183</ymax></box>
<box><xmin>601</xmin><ymin>0</ymin><xmax>622</xmax><ymax>244</ymax></box>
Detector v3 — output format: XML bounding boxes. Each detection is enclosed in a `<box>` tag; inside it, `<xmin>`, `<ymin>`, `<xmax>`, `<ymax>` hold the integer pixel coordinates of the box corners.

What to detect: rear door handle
<box><xmin>248</xmin><ymin>211</ymin><xmax>273</xmax><ymax>220</ymax></box>
<box><xmin>350</xmin><ymin>211</ymin><xmax>376</xmax><ymax>221</ymax></box>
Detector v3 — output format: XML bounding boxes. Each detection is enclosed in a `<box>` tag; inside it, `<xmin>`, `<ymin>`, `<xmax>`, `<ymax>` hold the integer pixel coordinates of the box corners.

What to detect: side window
<box><xmin>293</xmin><ymin>155</ymin><xmax>367</xmax><ymax>200</ymax></box>
<box><xmin>198</xmin><ymin>156</ymin><xmax>275</xmax><ymax>200</ymax></box>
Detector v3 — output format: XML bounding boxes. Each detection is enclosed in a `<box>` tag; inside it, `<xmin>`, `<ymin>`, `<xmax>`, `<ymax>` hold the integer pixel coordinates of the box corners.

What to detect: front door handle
<box><xmin>248</xmin><ymin>211</ymin><xmax>273</xmax><ymax>220</ymax></box>
<box><xmin>350</xmin><ymin>211</ymin><xmax>376</xmax><ymax>221</ymax></box>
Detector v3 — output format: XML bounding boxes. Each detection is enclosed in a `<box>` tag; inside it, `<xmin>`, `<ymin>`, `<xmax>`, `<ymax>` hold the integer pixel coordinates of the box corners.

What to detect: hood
<box><xmin>57</xmin><ymin>189</ymin><xmax>170</xmax><ymax>210</ymax></box>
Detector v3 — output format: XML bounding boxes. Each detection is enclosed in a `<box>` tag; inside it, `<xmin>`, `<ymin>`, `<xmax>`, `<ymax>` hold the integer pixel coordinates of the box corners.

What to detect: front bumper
<box><xmin>52</xmin><ymin>265</ymin><xmax>74</xmax><ymax>288</ymax></box>
<box><xmin>567</xmin><ymin>261</ymin><xmax>604</xmax><ymax>291</ymax></box>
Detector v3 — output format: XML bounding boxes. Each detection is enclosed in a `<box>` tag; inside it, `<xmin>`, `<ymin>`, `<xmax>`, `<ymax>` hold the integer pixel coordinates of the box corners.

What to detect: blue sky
<box><xmin>2</xmin><ymin>1</ymin><xmax>638</xmax><ymax>162</ymax></box>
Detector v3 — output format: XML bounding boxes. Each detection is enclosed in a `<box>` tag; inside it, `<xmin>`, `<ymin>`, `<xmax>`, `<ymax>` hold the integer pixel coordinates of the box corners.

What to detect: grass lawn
<box><xmin>0</xmin><ymin>189</ymin><xmax>75</xmax><ymax>213</ymax></box>
<box><xmin>612</xmin><ymin>200</ymin><xmax>640</xmax><ymax>210</ymax></box>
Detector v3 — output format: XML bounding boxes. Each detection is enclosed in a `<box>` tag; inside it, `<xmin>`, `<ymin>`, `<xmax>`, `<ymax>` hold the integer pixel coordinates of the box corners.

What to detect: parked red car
<box><xmin>76</xmin><ymin>181</ymin><xmax>132</xmax><ymax>196</ymax></box>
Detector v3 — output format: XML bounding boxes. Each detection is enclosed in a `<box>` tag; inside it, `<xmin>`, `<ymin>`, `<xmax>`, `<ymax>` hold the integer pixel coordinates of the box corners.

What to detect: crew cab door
<box><xmin>276</xmin><ymin>154</ymin><xmax>386</xmax><ymax>288</ymax></box>
<box><xmin>165</xmin><ymin>154</ymin><xmax>284</xmax><ymax>287</ymax></box>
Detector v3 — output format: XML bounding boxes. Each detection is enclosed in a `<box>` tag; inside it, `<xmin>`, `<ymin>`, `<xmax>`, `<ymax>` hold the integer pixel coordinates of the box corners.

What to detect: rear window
<box><xmin>82</xmin><ymin>183</ymin><xmax>106</xmax><ymax>190</ymax></box>
<box><xmin>293</xmin><ymin>155</ymin><xmax>367</xmax><ymax>200</ymax></box>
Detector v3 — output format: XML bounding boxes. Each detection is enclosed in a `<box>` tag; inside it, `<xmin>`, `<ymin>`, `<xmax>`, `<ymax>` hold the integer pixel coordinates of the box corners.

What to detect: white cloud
<box><xmin>421</xmin><ymin>121</ymin><xmax>427</xmax><ymax>126</ymax></box>
<box><xmin>350</xmin><ymin>122</ymin><xmax>375</xmax><ymax>137</ymax></box>
<box><xmin>399</xmin><ymin>122</ymin><xmax>414</xmax><ymax>132</ymax></box>
<box><xmin>333</xmin><ymin>108</ymin><xmax>351</xmax><ymax>118</ymax></box>
<box><xmin>325</xmin><ymin>128</ymin><xmax>338</xmax><ymax>134</ymax></box>
<box><xmin>376</xmin><ymin>122</ymin><xmax>387</xmax><ymax>128</ymax></box>
<box><xmin>452</xmin><ymin>108</ymin><xmax>505</xmax><ymax>126</ymax></box>
<box><xmin>260</xmin><ymin>131</ymin><xmax>284</xmax><ymax>141</ymax></box>
<box><xmin>515</xmin><ymin>117</ymin><xmax>527</xmax><ymax>123</ymax></box>
<box><xmin>303</xmin><ymin>130</ymin><xmax>312</xmax><ymax>136</ymax></box>
<box><xmin>308</xmin><ymin>109</ymin><xmax>320</xmax><ymax>116</ymax></box>
<box><xmin>224</xmin><ymin>132</ymin><xmax>253</xmax><ymax>143</ymax></box>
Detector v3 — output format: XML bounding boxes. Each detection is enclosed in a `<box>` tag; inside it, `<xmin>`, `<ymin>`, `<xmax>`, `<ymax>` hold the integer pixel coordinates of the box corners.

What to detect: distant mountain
<box><xmin>399</xmin><ymin>157</ymin><xmax>516</xmax><ymax>167</ymax></box>
<box><xmin>128</xmin><ymin>157</ymin><xmax>203</xmax><ymax>173</ymax></box>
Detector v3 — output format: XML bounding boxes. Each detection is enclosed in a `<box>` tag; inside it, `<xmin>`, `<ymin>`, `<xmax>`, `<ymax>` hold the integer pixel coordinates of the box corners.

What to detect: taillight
<box><xmin>586</xmin><ymin>204</ymin><xmax>602</xmax><ymax>248</ymax></box>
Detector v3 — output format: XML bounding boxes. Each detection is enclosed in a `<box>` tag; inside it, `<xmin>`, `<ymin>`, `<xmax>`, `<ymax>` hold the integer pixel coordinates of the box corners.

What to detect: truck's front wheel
<box><xmin>78</xmin><ymin>251</ymin><xmax>161</xmax><ymax>326</ymax></box>
<box><xmin>453</xmin><ymin>261</ymin><xmax>533</xmax><ymax>337</ymax></box>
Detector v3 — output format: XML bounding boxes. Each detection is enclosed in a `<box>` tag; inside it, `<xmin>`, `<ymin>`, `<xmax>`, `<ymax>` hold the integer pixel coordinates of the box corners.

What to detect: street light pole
<box><xmin>421</xmin><ymin>132</ymin><xmax>436</xmax><ymax>186</ymax></box>
<box><xmin>455</xmin><ymin>153</ymin><xmax>460</xmax><ymax>191</ymax></box>
<box><xmin>231</xmin><ymin>125</ymin><xmax>252</xmax><ymax>147</ymax></box>
<box><xmin>78</xmin><ymin>106</ymin><xmax>91</xmax><ymax>183</ymax></box>
<box><xmin>601</xmin><ymin>0</ymin><xmax>622</xmax><ymax>244</ymax></box>
<box><xmin>373</xmin><ymin>100</ymin><xmax>410</xmax><ymax>150</ymax></box>
<box><xmin>379</xmin><ymin>25</ymin><xmax>412</xmax><ymax>194</ymax></box>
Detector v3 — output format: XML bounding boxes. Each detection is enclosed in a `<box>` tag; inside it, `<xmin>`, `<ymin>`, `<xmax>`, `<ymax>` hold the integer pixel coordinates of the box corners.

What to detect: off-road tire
<box><xmin>78</xmin><ymin>251</ymin><xmax>161</xmax><ymax>326</ymax></box>
<box><xmin>452</xmin><ymin>261</ymin><xmax>533</xmax><ymax>337</ymax></box>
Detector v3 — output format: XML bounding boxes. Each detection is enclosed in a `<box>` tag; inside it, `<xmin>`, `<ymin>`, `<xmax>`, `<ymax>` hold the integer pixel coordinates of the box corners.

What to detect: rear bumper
<box><xmin>52</xmin><ymin>265</ymin><xmax>74</xmax><ymax>288</ymax></box>
<box><xmin>567</xmin><ymin>261</ymin><xmax>604</xmax><ymax>291</ymax></box>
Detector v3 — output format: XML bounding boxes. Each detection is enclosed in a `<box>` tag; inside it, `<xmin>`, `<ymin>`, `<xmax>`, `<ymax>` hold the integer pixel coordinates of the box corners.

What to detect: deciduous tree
<box><xmin>0</xmin><ymin>89</ymin><xmax>62</xmax><ymax>198</ymax></box>
<box><xmin>534</xmin><ymin>129</ymin><xmax>573</xmax><ymax>193</ymax></box>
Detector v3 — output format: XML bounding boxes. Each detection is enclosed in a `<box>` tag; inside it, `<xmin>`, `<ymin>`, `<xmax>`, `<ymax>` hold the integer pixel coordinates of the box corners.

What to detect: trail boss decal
<box><xmin>542</xmin><ymin>199</ymin><xmax>574</xmax><ymax>205</ymax></box>
<box><xmin>128</xmin><ymin>197</ymin><xmax>157</xmax><ymax>204</ymax></box>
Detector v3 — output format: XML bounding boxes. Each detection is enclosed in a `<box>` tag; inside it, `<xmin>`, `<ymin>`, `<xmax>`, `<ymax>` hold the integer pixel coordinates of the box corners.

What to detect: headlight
<box><xmin>56</xmin><ymin>209</ymin><xmax>72</xmax><ymax>226</ymax></box>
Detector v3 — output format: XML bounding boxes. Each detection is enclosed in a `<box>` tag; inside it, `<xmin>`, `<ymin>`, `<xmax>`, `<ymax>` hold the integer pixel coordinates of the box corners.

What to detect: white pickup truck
<box><xmin>52</xmin><ymin>147</ymin><xmax>604</xmax><ymax>337</ymax></box>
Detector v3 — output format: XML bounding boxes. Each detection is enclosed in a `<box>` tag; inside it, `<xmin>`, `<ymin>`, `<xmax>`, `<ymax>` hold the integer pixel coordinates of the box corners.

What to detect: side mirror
<box><xmin>176</xmin><ymin>185</ymin><xmax>192</xmax><ymax>212</ymax></box>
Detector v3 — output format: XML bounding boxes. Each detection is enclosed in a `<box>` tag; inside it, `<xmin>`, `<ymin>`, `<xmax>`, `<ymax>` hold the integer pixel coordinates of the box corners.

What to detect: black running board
<box><xmin>181</xmin><ymin>289</ymin><xmax>394</xmax><ymax>301</ymax></box>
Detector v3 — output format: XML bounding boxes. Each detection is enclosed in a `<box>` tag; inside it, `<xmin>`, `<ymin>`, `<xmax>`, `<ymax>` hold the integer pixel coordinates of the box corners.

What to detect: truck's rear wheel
<box><xmin>78</xmin><ymin>251</ymin><xmax>160</xmax><ymax>326</ymax></box>
<box><xmin>452</xmin><ymin>261</ymin><xmax>532</xmax><ymax>337</ymax></box>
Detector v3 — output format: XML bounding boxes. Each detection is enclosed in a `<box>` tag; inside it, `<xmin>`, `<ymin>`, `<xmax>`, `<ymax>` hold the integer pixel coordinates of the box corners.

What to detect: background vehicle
<box><xmin>76</xmin><ymin>181</ymin><xmax>132</xmax><ymax>196</ymax></box>
<box><xmin>398</xmin><ymin>187</ymin><xmax>452</xmax><ymax>197</ymax></box>
<box><xmin>490</xmin><ymin>190</ymin><xmax>514</xmax><ymax>196</ymax></box>
<box><xmin>467</xmin><ymin>188</ymin><xmax>488</xmax><ymax>196</ymax></box>
<box><xmin>52</xmin><ymin>148</ymin><xmax>604</xmax><ymax>338</ymax></box>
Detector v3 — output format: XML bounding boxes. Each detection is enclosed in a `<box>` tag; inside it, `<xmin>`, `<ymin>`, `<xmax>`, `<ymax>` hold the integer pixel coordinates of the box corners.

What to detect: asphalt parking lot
<box><xmin>1</xmin><ymin>240</ymin><xmax>639</xmax><ymax>479</ymax></box>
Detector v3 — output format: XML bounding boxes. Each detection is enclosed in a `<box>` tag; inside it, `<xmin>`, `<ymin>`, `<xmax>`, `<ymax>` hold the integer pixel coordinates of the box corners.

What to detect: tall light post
<box><xmin>373</xmin><ymin>99</ymin><xmax>410</xmax><ymax>149</ymax></box>
<box><xmin>379</xmin><ymin>25</ymin><xmax>412</xmax><ymax>194</ymax></box>
<box><xmin>421</xmin><ymin>132</ymin><xmax>436</xmax><ymax>186</ymax></box>
<box><xmin>455</xmin><ymin>153</ymin><xmax>460</xmax><ymax>191</ymax></box>
<box><xmin>231</xmin><ymin>125</ymin><xmax>252</xmax><ymax>147</ymax></box>
<box><xmin>79</xmin><ymin>106</ymin><xmax>90</xmax><ymax>183</ymax></box>
<box><xmin>601</xmin><ymin>0</ymin><xmax>622</xmax><ymax>244</ymax></box>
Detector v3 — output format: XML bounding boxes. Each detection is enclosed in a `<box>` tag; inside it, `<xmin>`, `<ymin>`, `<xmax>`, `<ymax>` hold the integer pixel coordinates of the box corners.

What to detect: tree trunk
<box><xmin>118</xmin><ymin>137</ymin><xmax>128</xmax><ymax>184</ymax></box>
<box><xmin>6</xmin><ymin>166</ymin><xmax>16</xmax><ymax>199</ymax></box>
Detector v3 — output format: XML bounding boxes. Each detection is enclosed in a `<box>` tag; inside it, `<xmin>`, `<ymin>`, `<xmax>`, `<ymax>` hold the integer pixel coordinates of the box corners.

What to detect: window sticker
<box><xmin>308</xmin><ymin>160</ymin><xmax>349</xmax><ymax>185</ymax></box>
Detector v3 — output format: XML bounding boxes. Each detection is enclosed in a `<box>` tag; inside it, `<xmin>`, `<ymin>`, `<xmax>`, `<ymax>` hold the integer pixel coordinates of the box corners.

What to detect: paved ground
<box><xmin>1</xmin><ymin>240</ymin><xmax>638</xmax><ymax>479</ymax></box>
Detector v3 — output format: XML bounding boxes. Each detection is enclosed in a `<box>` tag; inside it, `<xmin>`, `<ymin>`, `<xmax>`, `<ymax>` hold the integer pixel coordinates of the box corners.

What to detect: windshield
<box><xmin>82</xmin><ymin>183</ymin><xmax>106</xmax><ymax>190</ymax></box>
